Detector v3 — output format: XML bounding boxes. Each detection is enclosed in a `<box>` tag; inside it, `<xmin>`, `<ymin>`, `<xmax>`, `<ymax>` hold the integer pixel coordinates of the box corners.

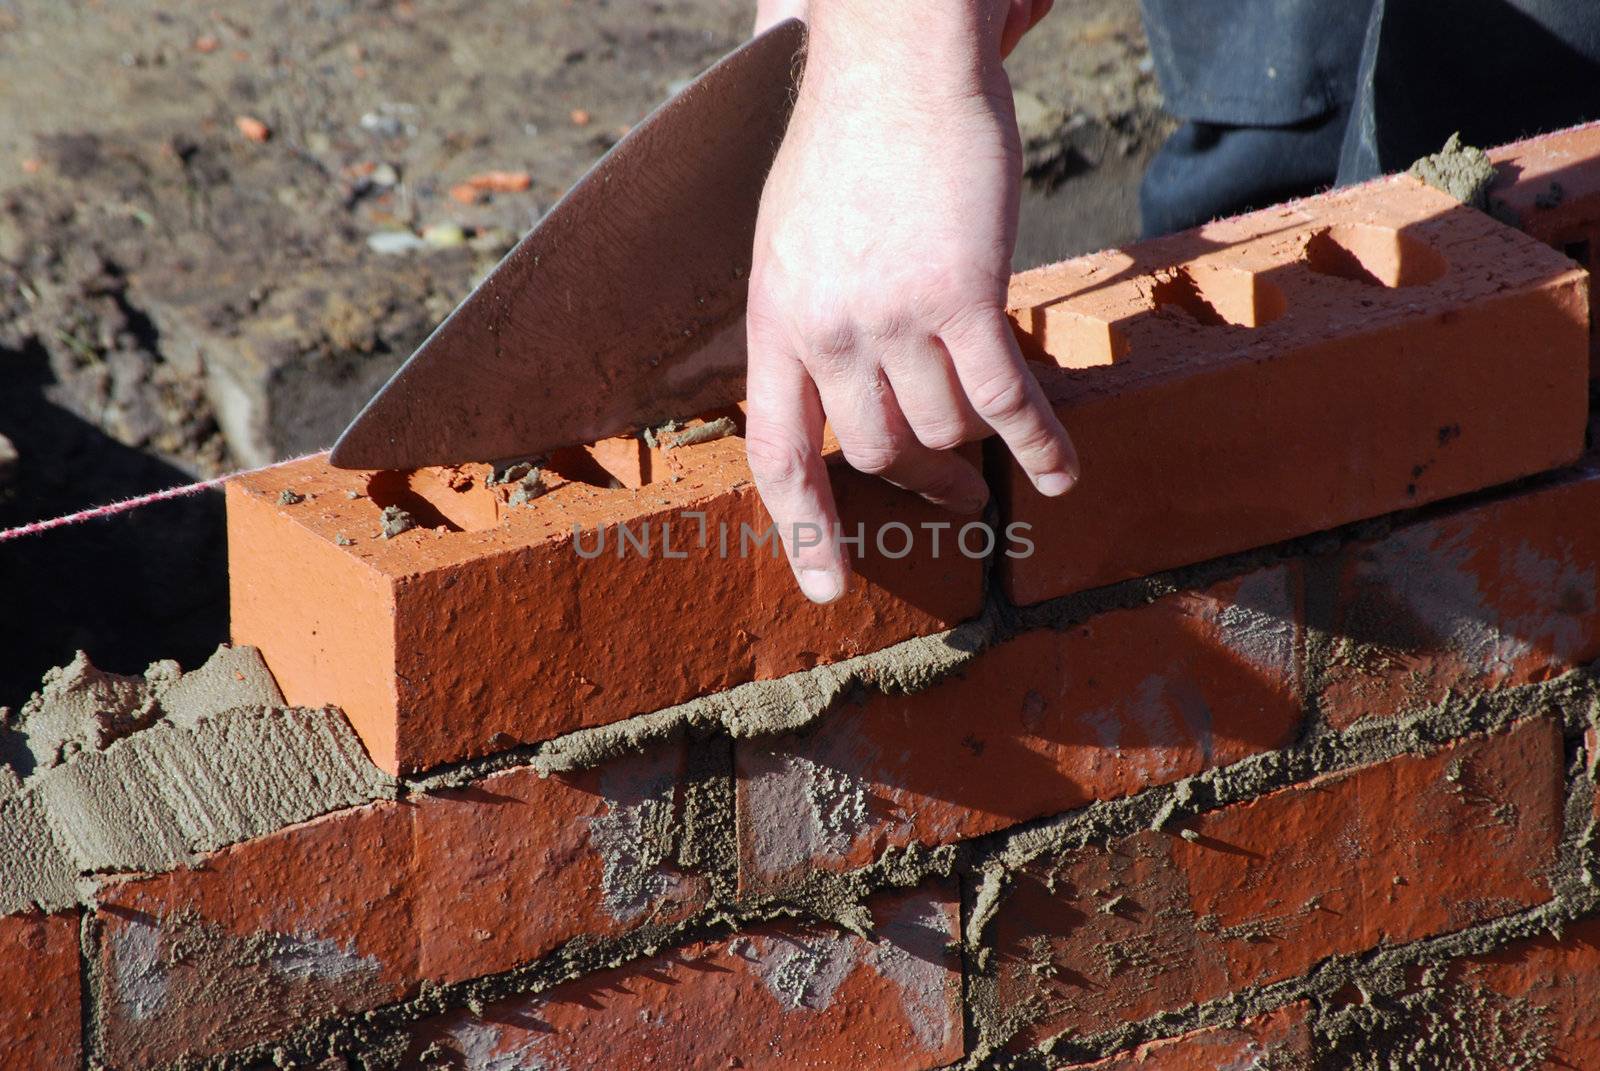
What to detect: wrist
<box><xmin>802</xmin><ymin>0</ymin><xmax>1010</xmax><ymax>112</ymax></box>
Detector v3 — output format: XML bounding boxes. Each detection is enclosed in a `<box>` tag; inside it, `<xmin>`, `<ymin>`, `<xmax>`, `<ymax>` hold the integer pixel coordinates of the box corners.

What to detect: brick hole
<box><xmin>365</xmin><ymin>469</ymin><xmax>500</xmax><ymax>532</ymax></box>
<box><xmin>1016</xmin><ymin>308</ymin><xmax>1129</xmax><ymax>369</ymax></box>
<box><xmin>1303</xmin><ymin>224</ymin><xmax>1449</xmax><ymax>288</ymax></box>
<box><xmin>546</xmin><ymin>408</ymin><xmax>746</xmax><ymax>490</ymax></box>
<box><xmin>1149</xmin><ymin>264</ymin><xmax>1286</xmax><ymax>328</ymax></box>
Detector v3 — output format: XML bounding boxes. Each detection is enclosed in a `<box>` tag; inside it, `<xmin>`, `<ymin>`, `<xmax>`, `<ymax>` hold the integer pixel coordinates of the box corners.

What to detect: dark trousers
<box><xmin>1139</xmin><ymin>0</ymin><xmax>1600</xmax><ymax>237</ymax></box>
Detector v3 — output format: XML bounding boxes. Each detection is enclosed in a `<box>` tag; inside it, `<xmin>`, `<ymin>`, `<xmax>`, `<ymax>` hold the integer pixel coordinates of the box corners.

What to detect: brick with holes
<box><xmin>1001</xmin><ymin>175</ymin><xmax>1587</xmax><ymax>605</ymax></box>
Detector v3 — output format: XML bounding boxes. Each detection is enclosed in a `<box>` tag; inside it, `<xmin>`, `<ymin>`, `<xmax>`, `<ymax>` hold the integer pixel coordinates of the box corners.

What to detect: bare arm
<box><xmin>745</xmin><ymin>0</ymin><xmax>1075</xmax><ymax>603</ymax></box>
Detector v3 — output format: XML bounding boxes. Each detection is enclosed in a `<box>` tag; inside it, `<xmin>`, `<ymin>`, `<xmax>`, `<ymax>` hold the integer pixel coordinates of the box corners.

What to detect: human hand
<box><xmin>745</xmin><ymin>1</ymin><xmax>1078</xmax><ymax>604</ymax></box>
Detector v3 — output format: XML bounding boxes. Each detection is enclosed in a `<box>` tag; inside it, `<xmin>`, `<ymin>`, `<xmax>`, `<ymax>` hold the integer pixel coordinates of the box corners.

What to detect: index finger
<box><xmin>943</xmin><ymin>305</ymin><xmax>1080</xmax><ymax>495</ymax></box>
<box><xmin>744</xmin><ymin>344</ymin><xmax>852</xmax><ymax>604</ymax></box>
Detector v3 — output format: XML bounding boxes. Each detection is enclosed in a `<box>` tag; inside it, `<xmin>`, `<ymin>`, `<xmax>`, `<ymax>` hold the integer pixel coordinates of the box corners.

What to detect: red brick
<box><xmin>1489</xmin><ymin>121</ymin><xmax>1600</xmax><ymax>374</ymax></box>
<box><xmin>1054</xmin><ymin>1003</ymin><xmax>1310</xmax><ymax>1070</ymax></box>
<box><xmin>412</xmin><ymin>748</ymin><xmax>709</xmax><ymax>985</ymax></box>
<box><xmin>1001</xmin><ymin>175</ymin><xmax>1588</xmax><ymax>605</ymax></box>
<box><xmin>95</xmin><ymin>800</ymin><xmax>416</xmax><ymax>1070</ymax></box>
<box><xmin>737</xmin><ymin>564</ymin><xmax>1303</xmax><ymax>891</ymax></box>
<box><xmin>0</xmin><ymin>910</ymin><xmax>80</xmax><ymax>1071</ymax></box>
<box><xmin>992</xmin><ymin>718</ymin><xmax>1562</xmax><ymax>1049</ymax></box>
<box><xmin>95</xmin><ymin>743</ymin><xmax>704</xmax><ymax>1067</ymax></box>
<box><xmin>1431</xmin><ymin>915</ymin><xmax>1600</xmax><ymax>1066</ymax></box>
<box><xmin>1321</xmin><ymin>466</ymin><xmax>1600</xmax><ymax>728</ymax></box>
<box><xmin>399</xmin><ymin>882</ymin><xmax>962</xmax><ymax>1071</ymax></box>
<box><xmin>229</xmin><ymin>430</ymin><xmax>982</xmax><ymax>774</ymax></box>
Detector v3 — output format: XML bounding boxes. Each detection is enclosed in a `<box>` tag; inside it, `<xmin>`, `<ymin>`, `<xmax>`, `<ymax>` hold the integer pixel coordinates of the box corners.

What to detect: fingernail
<box><xmin>1036</xmin><ymin>471</ymin><xmax>1076</xmax><ymax>496</ymax></box>
<box><xmin>797</xmin><ymin>567</ymin><xmax>843</xmax><ymax>604</ymax></box>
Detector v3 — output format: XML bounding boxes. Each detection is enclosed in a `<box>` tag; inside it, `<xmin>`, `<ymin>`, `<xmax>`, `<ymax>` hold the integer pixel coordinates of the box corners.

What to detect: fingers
<box><xmin>745</xmin><ymin>341</ymin><xmax>851</xmax><ymax>605</ymax></box>
<box><xmin>943</xmin><ymin>304</ymin><xmax>1079</xmax><ymax>495</ymax></box>
<box><xmin>879</xmin><ymin>336</ymin><xmax>989</xmax><ymax>452</ymax></box>
<box><xmin>810</xmin><ymin>362</ymin><xmax>990</xmax><ymax>515</ymax></box>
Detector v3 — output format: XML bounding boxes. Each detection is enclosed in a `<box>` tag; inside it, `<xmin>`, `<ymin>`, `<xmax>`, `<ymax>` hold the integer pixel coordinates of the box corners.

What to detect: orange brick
<box><xmin>1001</xmin><ymin>175</ymin><xmax>1588</xmax><ymax>605</ymax></box>
<box><xmin>398</xmin><ymin>882</ymin><xmax>962</xmax><ymax>1071</ymax></box>
<box><xmin>737</xmin><ymin>563</ymin><xmax>1303</xmax><ymax>891</ymax></box>
<box><xmin>1489</xmin><ymin>121</ymin><xmax>1600</xmax><ymax>373</ymax></box>
<box><xmin>0</xmin><ymin>911</ymin><xmax>80</xmax><ymax>1071</ymax></box>
<box><xmin>1321</xmin><ymin>465</ymin><xmax>1600</xmax><ymax>728</ymax></box>
<box><xmin>991</xmin><ymin>718</ymin><xmax>1562</xmax><ymax>1049</ymax></box>
<box><xmin>228</xmin><ymin>430</ymin><xmax>981</xmax><ymax>774</ymax></box>
<box><xmin>1054</xmin><ymin>1003</ymin><xmax>1310</xmax><ymax>1069</ymax></box>
<box><xmin>95</xmin><ymin>742</ymin><xmax>703</xmax><ymax>1067</ymax></box>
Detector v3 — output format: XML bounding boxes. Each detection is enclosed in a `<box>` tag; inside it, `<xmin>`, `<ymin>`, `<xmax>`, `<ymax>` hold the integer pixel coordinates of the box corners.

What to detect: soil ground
<box><xmin>0</xmin><ymin>0</ymin><xmax>1166</xmax><ymax>707</ymax></box>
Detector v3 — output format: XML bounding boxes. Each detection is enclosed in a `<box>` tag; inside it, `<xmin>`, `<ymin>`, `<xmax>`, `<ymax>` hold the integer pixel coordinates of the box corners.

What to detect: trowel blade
<box><xmin>328</xmin><ymin>19</ymin><xmax>804</xmax><ymax>470</ymax></box>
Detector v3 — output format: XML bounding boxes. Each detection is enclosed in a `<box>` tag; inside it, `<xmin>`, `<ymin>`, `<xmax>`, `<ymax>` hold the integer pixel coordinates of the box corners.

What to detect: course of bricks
<box><xmin>8</xmin><ymin>123</ymin><xmax>1600</xmax><ymax>1070</ymax></box>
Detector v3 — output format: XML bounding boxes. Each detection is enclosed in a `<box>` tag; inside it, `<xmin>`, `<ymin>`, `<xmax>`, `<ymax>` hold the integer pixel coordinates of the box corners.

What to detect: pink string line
<box><xmin>0</xmin><ymin>452</ymin><xmax>327</xmax><ymax>544</ymax></box>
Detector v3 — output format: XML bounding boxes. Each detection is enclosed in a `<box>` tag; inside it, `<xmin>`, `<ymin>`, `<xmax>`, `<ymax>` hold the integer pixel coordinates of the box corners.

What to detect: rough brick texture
<box><xmin>1055</xmin><ymin>1004</ymin><xmax>1311</xmax><ymax>1070</ymax></box>
<box><xmin>992</xmin><ymin>718</ymin><xmax>1563</xmax><ymax>1050</ymax></box>
<box><xmin>737</xmin><ymin>563</ymin><xmax>1303</xmax><ymax>892</ymax></box>
<box><xmin>1001</xmin><ymin>175</ymin><xmax>1588</xmax><ymax>605</ymax></box>
<box><xmin>1432</xmin><ymin>915</ymin><xmax>1600</xmax><ymax>1065</ymax></box>
<box><xmin>1490</xmin><ymin>120</ymin><xmax>1600</xmax><ymax>372</ymax></box>
<box><xmin>229</xmin><ymin>430</ymin><xmax>981</xmax><ymax>774</ymax></box>
<box><xmin>398</xmin><ymin>883</ymin><xmax>963</xmax><ymax>1071</ymax></box>
<box><xmin>93</xmin><ymin>743</ymin><xmax>701</xmax><ymax>1068</ymax></box>
<box><xmin>1320</xmin><ymin>464</ymin><xmax>1600</xmax><ymax>728</ymax></box>
<box><xmin>0</xmin><ymin>910</ymin><xmax>81</xmax><ymax>1071</ymax></box>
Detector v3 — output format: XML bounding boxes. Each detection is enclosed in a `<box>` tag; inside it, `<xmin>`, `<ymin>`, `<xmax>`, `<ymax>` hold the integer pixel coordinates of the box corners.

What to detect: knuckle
<box><xmin>795</xmin><ymin>306</ymin><xmax>855</xmax><ymax>363</ymax></box>
<box><xmin>912</xmin><ymin>418</ymin><xmax>970</xmax><ymax>452</ymax></box>
<box><xmin>745</xmin><ymin>430</ymin><xmax>811</xmax><ymax>486</ymax></box>
<box><xmin>966</xmin><ymin>369</ymin><xmax>1032</xmax><ymax>423</ymax></box>
<box><xmin>839</xmin><ymin>439</ymin><xmax>903</xmax><ymax>477</ymax></box>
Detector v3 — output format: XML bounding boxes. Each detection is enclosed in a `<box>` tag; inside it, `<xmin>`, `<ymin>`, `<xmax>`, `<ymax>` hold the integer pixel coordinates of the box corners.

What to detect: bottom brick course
<box><xmin>992</xmin><ymin>717</ymin><xmax>1562</xmax><ymax>1049</ymax></box>
<box><xmin>399</xmin><ymin>881</ymin><xmax>963</xmax><ymax>1071</ymax></box>
<box><xmin>0</xmin><ymin>910</ymin><xmax>81</xmax><ymax>1071</ymax></box>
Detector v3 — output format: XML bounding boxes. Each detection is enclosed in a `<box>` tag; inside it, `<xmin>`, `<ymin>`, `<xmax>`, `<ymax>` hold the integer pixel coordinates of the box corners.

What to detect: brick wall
<box><xmin>8</xmin><ymin>125</ymin><xmax>1600</xmax><ymax>1070</ymax></box>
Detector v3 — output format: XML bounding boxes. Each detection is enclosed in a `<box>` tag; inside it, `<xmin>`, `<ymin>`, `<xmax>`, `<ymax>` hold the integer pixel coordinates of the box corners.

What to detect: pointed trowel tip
<box><xmin>327</xmin><ymin>396</ymin><xmax>392</xmax><ymax>471</ymax></box>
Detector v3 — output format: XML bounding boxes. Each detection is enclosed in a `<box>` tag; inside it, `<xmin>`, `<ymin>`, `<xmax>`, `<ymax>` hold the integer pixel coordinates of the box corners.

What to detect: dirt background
<box><xmin>0</xmin><ymin>0</ymin><xmax>1165</xmax><ymax>707</ymax></box>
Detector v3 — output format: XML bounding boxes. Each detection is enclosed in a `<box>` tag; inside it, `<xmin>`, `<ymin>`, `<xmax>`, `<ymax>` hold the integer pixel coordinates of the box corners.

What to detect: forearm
<box><xmin>803</xmin><ymin>0</ymin><xmax>1011</xmax><ymax>102</ymax></box>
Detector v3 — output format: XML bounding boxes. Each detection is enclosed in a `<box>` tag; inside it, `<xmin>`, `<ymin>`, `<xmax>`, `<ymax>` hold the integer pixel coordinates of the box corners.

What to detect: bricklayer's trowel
<box><xmin>328</xmin><ymin>19</ymin><xmax>805</xmax><ymax>470</ymax></box>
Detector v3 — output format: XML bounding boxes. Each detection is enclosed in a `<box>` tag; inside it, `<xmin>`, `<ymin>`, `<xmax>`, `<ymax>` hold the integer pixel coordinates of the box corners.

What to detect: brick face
<box><xmin>412</xmin><ymin>749</ymin><xmax>709</xmax><ymax>984</ymax></box>
<box><xmin>230</xmin><ymin>439</ymin><xmax>982</xmax><ymax>775</ymax></box>
<box><xmin>1434</xmin><ymin>915</ymin><xmax>1600</xmax><ymax>1067</ymax></box>
<box><xmin>0</xmin><ymin>910</ymin><xmax>81</xmax><ymax>1071</ymax></box>
<box><xmin>94</xmin><ymin>742</ymin><xmax>704</xmax><ymax>1068</ymax></box>
<box><xmin>398</xmin><ymin>882</ymin><xmax>963</xmax><ymax>1071</ymax></box>
<box><xmin>1054</xmin><ymin>1004</ymin><xmax>1311</xmax><ymax>1070</ymax></box>
<box><xmin>1001</xmin><ymin>176</ymin><xmax>1588</xmax><ymax>605</ymax></box>
<box><xmin>1489</xmin><ymin>120</ymin><xmax>1600</xmax><ymax>374</ymax></box>
<box><xmin>991</xmin><ymin>718</ymin><xmax>1563</xmax><ymax>1049</ymax></box>
<box><xmin>95</xmin><ymin>800</ymin><xmax>416</xmax><ymax>1070</ymax></box>
<box><xmin>737</xmin><ymin>564</ymin><xmax>1304</xmax><ymax>891</ymax></box>
<box><xmin>1321</xmin><ymin>467</ymin><xmax>1600</xmax><ymax>728</ymax></box>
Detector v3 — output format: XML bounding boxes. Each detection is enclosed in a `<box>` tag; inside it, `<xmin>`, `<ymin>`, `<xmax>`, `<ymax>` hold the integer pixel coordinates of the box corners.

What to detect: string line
<box><xmin>0</xmin><ymin>452</ymin><xmax>327</xmax><ymax>544</ymax></box>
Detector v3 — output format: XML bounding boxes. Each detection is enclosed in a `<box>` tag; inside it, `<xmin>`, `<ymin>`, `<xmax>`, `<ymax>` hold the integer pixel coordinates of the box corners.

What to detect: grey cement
<box><xmin>0</xmin><ymin>646</ymin><xmax>393</xmax><ymax>915</ymax></box>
